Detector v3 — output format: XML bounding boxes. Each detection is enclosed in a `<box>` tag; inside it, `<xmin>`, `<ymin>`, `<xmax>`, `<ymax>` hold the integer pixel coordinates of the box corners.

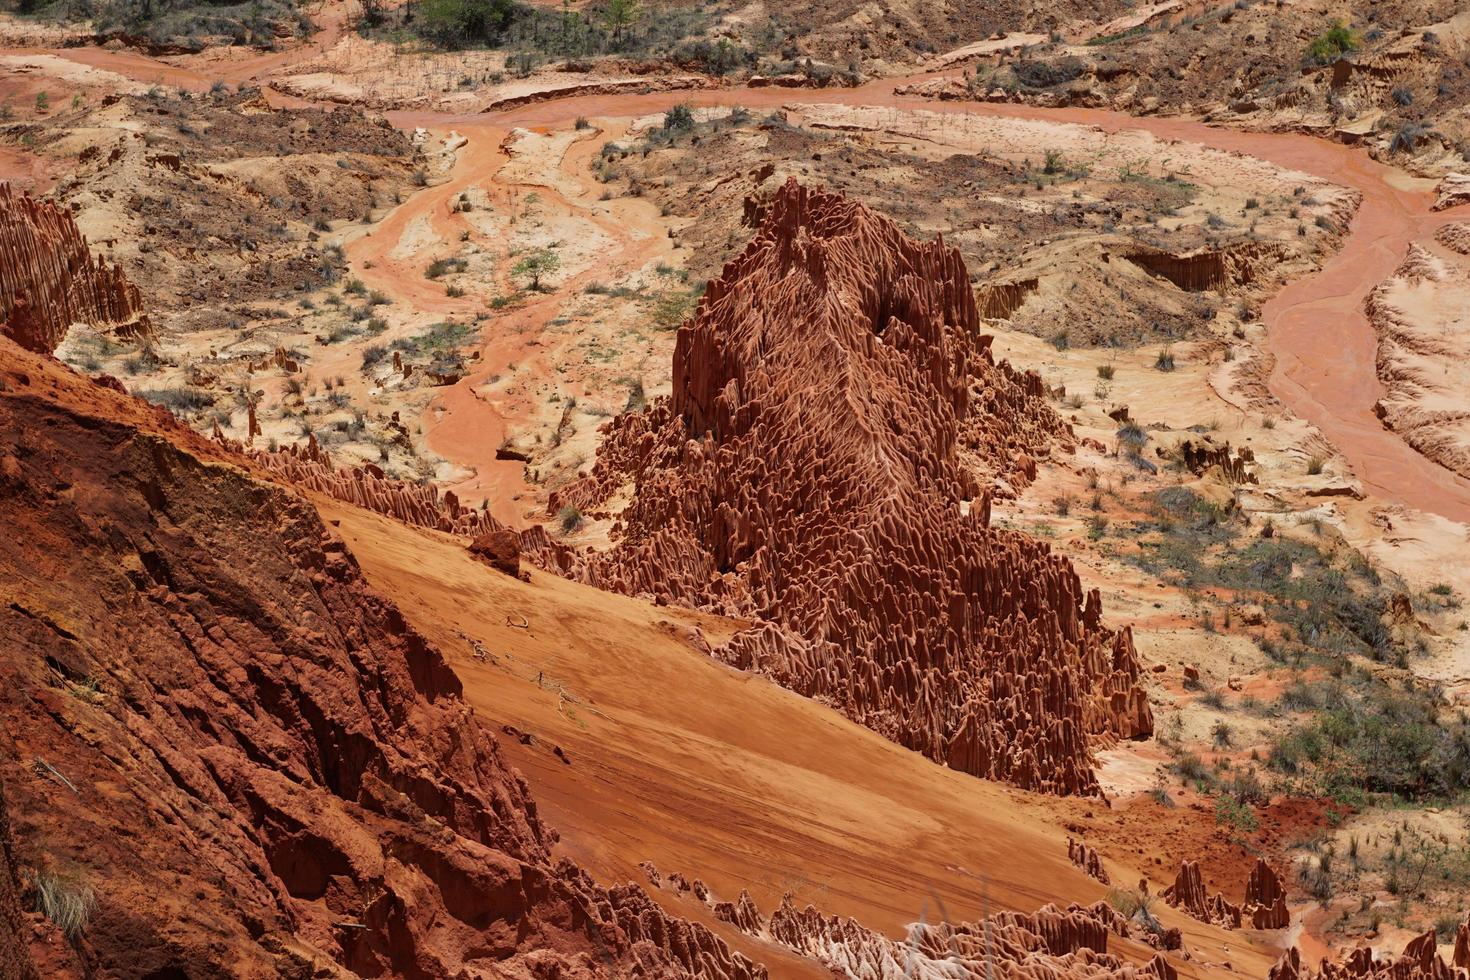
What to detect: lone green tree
<box><xmin>513</xmin><ymin>248</ymin><xmax>560</xmax><ymax>291</ymax></box>
<box><xmin>602</xmin><ymin>0</ymin><xmax>640</xmax><ymax>46</ymax></box>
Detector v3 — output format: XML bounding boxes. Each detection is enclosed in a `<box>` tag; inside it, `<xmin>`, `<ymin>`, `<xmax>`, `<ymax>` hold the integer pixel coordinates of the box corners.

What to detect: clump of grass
<box><xmin>1096</xmin><ymin>364</ymin><xmax>1115</xmax><ymax>380</ymax></box>
<box><xmin>1154</xmin><ymin>347</ymin><xmax>1176</xmax><ymax>371</ymax></box>
<box><xmin>1306</xmin><ymin>455</ymin><xmax>1325</xmax><ymax>475</ymax></box>
<box><xmin>558</xmin><ymin>505</ymin><xmax>583</xmax><ymax>533</ymax></box>
<box><xmin>29</xmin><ymin>867</ymin><xmax>96</xmax><ymax>941</ymax></box>
<box><xmin>425</xmin><ymin>257</ymin><xmax>468</xmax><ymax>280</ymax></box>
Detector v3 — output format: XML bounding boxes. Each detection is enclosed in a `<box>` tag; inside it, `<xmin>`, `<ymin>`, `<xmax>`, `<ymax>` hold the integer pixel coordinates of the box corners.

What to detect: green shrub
<box><xmin>1306</xmin><ymin>20</ymin><xmax>1360</xmax><ymax>64</ymax></box>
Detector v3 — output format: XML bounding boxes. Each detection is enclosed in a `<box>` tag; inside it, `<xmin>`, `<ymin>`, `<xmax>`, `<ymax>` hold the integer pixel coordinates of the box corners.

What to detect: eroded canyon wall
<box><xmin>550</xmin><ymin>179</ymin><xmax>1152</xmax><ymax>795</ymax></box>
<box><xmin>0</xmin><ymin>336</ymin><xmax>761</xmax><ymax>980</ymax></box>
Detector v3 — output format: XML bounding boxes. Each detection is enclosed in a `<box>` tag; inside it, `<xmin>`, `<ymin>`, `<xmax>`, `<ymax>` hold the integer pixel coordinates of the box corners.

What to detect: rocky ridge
<box><xmin>0</xmin><ymin>335</ymin><xmax>762</xmax><ymax>980</ymax></box>
<box><xmin>548</xmin><ymin>179</ymin><xmax>1152</xmax><ymax>795</ymax></box>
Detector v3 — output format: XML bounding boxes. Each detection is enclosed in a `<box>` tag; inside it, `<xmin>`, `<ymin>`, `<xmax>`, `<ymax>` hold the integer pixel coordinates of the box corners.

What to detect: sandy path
<box><xmin>22</xmin><ymin>41</ymin><xmax>1470</xmax><ymax>527</ymax></box>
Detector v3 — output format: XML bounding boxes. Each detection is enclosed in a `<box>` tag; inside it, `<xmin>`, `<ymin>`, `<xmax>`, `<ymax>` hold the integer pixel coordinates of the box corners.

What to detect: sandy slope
<box><xmin>321</xmin><ymin>497</ymin><xmax>1277</xmax><ymax>980</ymax></box>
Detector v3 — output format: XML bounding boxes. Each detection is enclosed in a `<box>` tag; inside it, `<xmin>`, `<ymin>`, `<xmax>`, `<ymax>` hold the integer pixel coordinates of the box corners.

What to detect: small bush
<box><xmin>1306</xmin><ymin>20</ymin><xmax>1360</xmax><ymax>64</ymax></box>
<box><xmin>425</xmin><ymin>257</ymin><xmax>468</xmax><ymax>279</ymax></box>
<box><xmin>1097</xmin><ymin>364</ymin><xmax>1115</xmax><ymax>380</ymax></box>
<box><xmin>558</xmin><ymin>505</ymin><xmax>583</xmax><ymax>532</ymax></box>
<box><xmin>1154</xmin><ymin>348</ymin><xmax>1176</xmax><ymax>371</ymax></box>
<box><xmin>361</xmin><ymin>344</ymin><xmax>388</xmax><ymax>370</ymax></box>
<box><xmin>663</xmin><ymin>103</ymin><xmax>695</xmax><ymax>133</ymax></box>
<box><xmin>1012</xmin><ymin>56</ymin><xmax>1084</xmax><ymax>89</ymax></box>
<box><xmin>137</xmin><ymin>385</ymin><xmax>216</xmax><ymax>415</ymax></box>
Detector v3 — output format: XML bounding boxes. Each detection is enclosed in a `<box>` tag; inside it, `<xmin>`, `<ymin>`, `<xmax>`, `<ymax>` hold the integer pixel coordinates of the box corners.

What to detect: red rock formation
<box><xmin>0</xmin><ymin>182</ymin><xmax>150</xmax><ymax>354</ymax></box>
<box><xmin>713</xmin><ymin>890</ymin><xmax>765</xmax><ymax>934</ymax></box>
<box><xmin>757</xmin><ymin>891</ymin><xmax>1167</xmax><ymax>980</ymax></box>
<box><xmin>1270</xmin><ymin>923</ymin><xmax>1469</xmax><ymax>980</ymax></box>
<box><xmin>1162</xmin><ymin>860</ymin><xmax>1241</xmax><ymax>929</ymax></box>
<box><xmin>0</xmin><ymin>785</ymin><xmax>40</xmax><ymax>980</ymax></box>
<box><xmin>0</xmin><ymin>337</ymin><xmax>762</xmax><ymax>980</ymax></box>
<box><xmin>1069</xmin><ymin>837</ymin><xmax>1111</xmax><ymax>884</ymax></box>
<box><xmin>247</xmin><ymin>345</ymin><xmax>301</xmax><ymax>373</ymax></box>
<box><xmin>1243</xmin><ymin>858</ymin><xmax>1290</xmax><ymax>930</ymax></box>
<box><xmin>548</xmin><ymin>180</ymin><xmax>1150</xmax><ymax>795</ymax></box>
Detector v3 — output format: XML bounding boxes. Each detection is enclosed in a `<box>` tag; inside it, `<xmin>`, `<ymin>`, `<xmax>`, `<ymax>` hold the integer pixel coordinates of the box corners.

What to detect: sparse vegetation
<box><xmin>28</xmin><ymin>867</ymin><xmax>95</xmax><ymax>942</ymax></box>
<box><xmin>1306</xmin><ymin>20</ymin><xmax>1360</xmax><ymax>65</ymax></box>
<box><xmin>512</xmin><ymin>248</ymin><xmax>560</xmax><ymax>291</ymax></box>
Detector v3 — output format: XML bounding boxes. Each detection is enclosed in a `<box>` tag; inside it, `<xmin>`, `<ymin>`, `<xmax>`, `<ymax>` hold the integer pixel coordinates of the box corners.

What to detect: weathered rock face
<box><xmin>0</xmin><ymin>786</ymin><xmax>40</xmax><ymax>980</ymax></box>
<box><xmin>0</xmin><ymin>338</ymin><xmax>762</xmax><ymax>980</ymax></box>
<box><xmin>469</xmin><ymin>528</ymin><xmax>523</xmax><ymax>578</ymax></box>
<box><xmin>550</xmin><ymin>179</ymin><xmax>1151</xmax><ymax>795</ymax></box>
<box><xmin>1068</xmin><ymin>837</ymin><xmax>1111</xmax><ymax>884</ymax></box>
<box><xmin>644</xmin><ymin>857</ymin><xmax>1175</xmax><ymax>980</ymax></box>
<box><xmin>1243</xmin><ymin>858</ymin><xmax>1289</xmax><ymax>930</ymax></box>
<box><xmin>1177</xmin><ymin>438</ymin><xmax>1257</xmax><ymax>485</ymax></box>
<box><xmin>1366</xmin><ymin>244</ymin><xmax>1470</xmax><ymax>481</ymax></box>
<box><xmin>1124</xmin><ymin>242</ymin><xmax>1287</xmax><ymax>293</ymax></box>
<box><xmin>0</xmin><ymin>183</ymin><xmax>150</xmax><ymax>354</ymax></box>
<box><xmin>975</xmin><ymin>276</ymin><xmax>1039</xmax><ymax>319</ymax></box>
<box><xmin>1160</xmin><ymin>858</ymin><xmax>1291</xmax><ymax>932</ymax></box>
<box><xmin>1162</xmin><ymin>861</ymin><xmax>1242</xmax><ymax>929</ymax></box>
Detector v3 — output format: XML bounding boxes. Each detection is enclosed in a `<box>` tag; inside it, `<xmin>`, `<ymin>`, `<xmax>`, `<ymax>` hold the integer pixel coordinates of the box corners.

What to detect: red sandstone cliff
<box><xmin>548</xmin><ymin>179</ymin><xmax>1151</xmax><ymax>795</ymax></box>
<box><xmin>0</xmin><ymin>183</ymin><xmax>150</xmax><ymax>354</ymax></box>
<box><xmin>0</xmin><ymin>336</ymin><xmax>761</xmax><ymax>979</ymax></box>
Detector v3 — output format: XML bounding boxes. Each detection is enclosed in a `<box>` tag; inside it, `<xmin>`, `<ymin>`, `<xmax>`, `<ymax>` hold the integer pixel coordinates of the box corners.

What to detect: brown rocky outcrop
<box><xmin>976</xmin><ymin>276</ymin><xmax>1039</xmax><ymax>319</ymax></box>
<box><xmin>1124</xmin><ymin>243</ymin><xmax>1287</xmax><ymax>293</ymax></box>
<box><xmin>1161</xmin><ymin>860</ymin><xmax>1241</xmax><ymax>929</ymax></box>
<box><xmin>547</xmin><ymin>180</ymin><xmax>1150</xmax><ymax>795</ymax></box>
<box><xmin>1069</xmin><ymin>837</ymin><xmax>1111</xmax><ymax>884</ymax></box>
<box><xmin>1177</xmin><ymin>438</ymin><xmax>1257</xmax><ymax>485</ymax></box>
<box><xmin>469</xmin><ymin>528</ymin><xmax>524</xmax><ymax>578</ymax></box>
<box><xmin>0</xmin><ymin>336</ymin><xmax>762</xmax><ymax>980</ymax></box>
<box><xmin>0</xmin><ymin>182</ymin><xmax>150</xmax><ymax>354</ymax></box>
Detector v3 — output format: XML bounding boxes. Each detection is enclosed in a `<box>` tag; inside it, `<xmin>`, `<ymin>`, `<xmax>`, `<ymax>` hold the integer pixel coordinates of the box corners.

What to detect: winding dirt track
<box><xmin>17</xmin><ymin>29</ymin><xmax>1470</xmax><ymax>526</ymax></box>
<box><xmin>397</xmin><ymin>85</ymin><xmax>1470</xmax><ymax>527</ymax></box>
